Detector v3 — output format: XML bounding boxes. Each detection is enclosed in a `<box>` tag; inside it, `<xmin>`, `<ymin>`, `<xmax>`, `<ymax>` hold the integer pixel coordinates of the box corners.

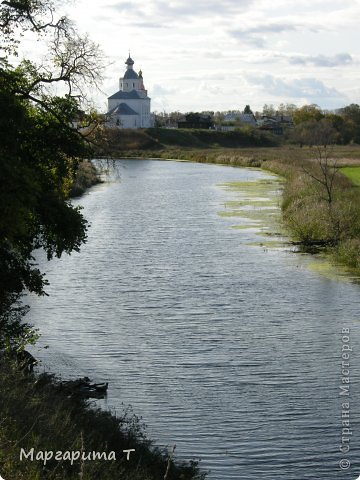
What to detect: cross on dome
<box><xmin>125</xmin><ymin>51</ymin><xmax>134</xmax><ymax>67</ymax></box>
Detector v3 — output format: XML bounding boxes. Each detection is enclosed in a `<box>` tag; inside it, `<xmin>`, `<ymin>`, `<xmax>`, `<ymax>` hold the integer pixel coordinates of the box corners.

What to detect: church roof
<box><xmin>125</xmin><ymin>56</ymin><xmax>134</xmax><ymax>66</ymax></box>
<box><xmin>108</xmin><ymin>103</ymin><xmax>138</xmax><ymax>116</ymax></box>
<box><xmin>123</xmin><ymin>69</ymin><xmax>139</xmax><ymax>80</ymax></box>
<box><xmin>108</xmin><ymin>89</ymin><xmax>143</xmax><ymax>100</ymax></box>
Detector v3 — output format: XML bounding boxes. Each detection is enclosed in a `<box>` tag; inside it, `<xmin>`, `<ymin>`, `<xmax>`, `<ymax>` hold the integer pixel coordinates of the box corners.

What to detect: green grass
<box><xmin>340</xmin><ymin>166</ymin><xmax>360</xmax><ymax>186</ymax></box>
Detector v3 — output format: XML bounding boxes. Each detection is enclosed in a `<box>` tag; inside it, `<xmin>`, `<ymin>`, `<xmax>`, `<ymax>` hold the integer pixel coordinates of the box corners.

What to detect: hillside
<box><xmin>93</xmin><ymin>127</ymin><xmax>278</xmax><ymax>156</ymax></box>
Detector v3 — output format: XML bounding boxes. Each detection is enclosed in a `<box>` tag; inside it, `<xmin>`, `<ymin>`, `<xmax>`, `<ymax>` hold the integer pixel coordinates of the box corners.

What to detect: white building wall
<box><xmin>119</xmin><ymin>78</ymin><xmax>142</xmax><ymax>91</ymax></box>
<box><xmin>108</xmin><ymin>98</ymin><xmax>151</xmax><ymax>115</ymax></box>
<box><xmin>107</xmin><ymin>56</ymin><xmax>153</xmax><ymax>129</ymax></box>
<box><xmin>108</xmin><ymin>98</ymin><xmax>153</xmax><ymax>129</ymax></box>
<box><xmin>108</xmin><ymin>114</ymin><xmax>139</xmax><ymax>129</ymax></box>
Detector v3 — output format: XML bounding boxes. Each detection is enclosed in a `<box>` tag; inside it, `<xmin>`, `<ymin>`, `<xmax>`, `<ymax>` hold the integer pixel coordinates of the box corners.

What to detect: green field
<box><xmin>341</xmin><ymin>166</ymin><xmax>360</xmax><ymax>186</ymax></box>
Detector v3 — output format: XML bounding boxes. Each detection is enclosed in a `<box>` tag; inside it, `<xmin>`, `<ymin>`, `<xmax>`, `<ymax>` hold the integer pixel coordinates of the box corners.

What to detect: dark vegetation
<box><xmin>91</xmin><ymin>125</ymin><xmax>278</xmax><ymax>157</ymax></box>
<box><xmin>0</xmin><ymin>2</ymin><xmax>205</xmax><ymax>479</ymax></box>
<box><xmin>0</xmin><ymin>0</ymin><xmax>101</xmax><ymax>331</ymax></box>
<box><xmin>150</xmin><ymin>127</ymin><xmax>277</xmax><ymax>148</ymax></box>
<box><xmin>0</xmin><ymin>358</ymin><xmax>205</xmax><ymax>480</ymax></box>
<box><xmin>70</xmin><ymin>160</ymin><xmax>102</xmax><ymax>197</ymax></box>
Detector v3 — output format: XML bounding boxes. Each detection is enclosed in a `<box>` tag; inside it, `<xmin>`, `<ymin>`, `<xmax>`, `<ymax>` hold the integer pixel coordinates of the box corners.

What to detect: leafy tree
<box><xmin>262</xmin><ymin>104</ymin><xmax>275</xmax><ymax>116</ymax></box>
<box><xmin>277</xmin><ymin>103</ymin><xmax>298</xmax><ymax>117</ymax></box>
<box><xmin>337</xmin><ymin>104</ymin><xmax>360</xmax><ymax>143</ymax></box>
<box><xmin>213</xmin><ymin>111</ymin><xmax>225</xmax><ymax>125</ymax></box>
<box><xmin>338</xmin><ymin>103</ymin><xmax>360</xmax><ymax>124</ymax></box>
<box><xmin>243</xmin><ymin>105</ymin><xmax>252</xmax><ymax>114</ymax></box>
<box><xmin>323</xmin><ymin>112</ymin><xmax>351</xmax><ymax>144</ymax></box>
<box><xmin>154</xmin><ymin>110</ymin><xmax>183</xmax><ymax>127</ymax></box>
<box><xmin>293</xmin><ymin>104</ymin><xmax>324</xmax><ymax>125</ymax></box>
<box><xmin>0</xmin><ymin>0</ymin><xmax>103</xmax><ymax>349</ymax></box>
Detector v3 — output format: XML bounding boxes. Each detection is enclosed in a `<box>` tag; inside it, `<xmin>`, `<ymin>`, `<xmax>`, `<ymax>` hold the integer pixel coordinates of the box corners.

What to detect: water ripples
<box><xmin>27</xmin><ymin>160</ymin><xmax>360</xmax><ymax>479</ymax></box>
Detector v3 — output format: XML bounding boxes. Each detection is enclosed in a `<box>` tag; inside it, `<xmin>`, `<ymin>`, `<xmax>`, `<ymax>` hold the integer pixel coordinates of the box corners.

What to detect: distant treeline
<box><xmin>153</xmin><ymin>103</ymin><xmax>360</xmax><ymax>145</ymax></box>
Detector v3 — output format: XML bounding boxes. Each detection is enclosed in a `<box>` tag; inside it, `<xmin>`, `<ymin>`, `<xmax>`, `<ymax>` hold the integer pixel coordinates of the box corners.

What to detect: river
<box><xmin>26</xmin><ymin>159</ymin><xmax>360</xmax><ymax>479</ymax></box>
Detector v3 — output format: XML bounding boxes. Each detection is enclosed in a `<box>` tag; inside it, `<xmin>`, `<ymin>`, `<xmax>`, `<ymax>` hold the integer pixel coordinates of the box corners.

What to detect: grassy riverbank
<box><xmin>0</xmin><ymin>357</ymin><xmax>205</xmax><ymax>480</ymax></box>
<box><xmin>181</xmin><ymin>147</ymin><xmax>360</xmax><ymax>274</ymax></box>
<box><xmin>163</xmin><ymin>146</ymin><xmax>360</xmax><ymax>274</ymax></box>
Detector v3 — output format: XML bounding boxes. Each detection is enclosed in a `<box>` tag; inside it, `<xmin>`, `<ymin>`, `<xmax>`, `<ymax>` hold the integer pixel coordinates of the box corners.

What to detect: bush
<box><xmin>70</xmin><ymin>160</ymin><xmax>101</xmax><ymax>197</ymax></box>
<box><xmin>283</xmin><ymin>196</ymin><xmax>334</xmax><ymax>244</ymax></box>
<box><xmin>335</xmin><ymin>239</ymin><xmax>360</xmax><ymax>269</ymax></box>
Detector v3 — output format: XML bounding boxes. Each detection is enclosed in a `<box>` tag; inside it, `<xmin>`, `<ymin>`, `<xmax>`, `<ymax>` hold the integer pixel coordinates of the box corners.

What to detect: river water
<box><xmin>26</xmin><ymin>159</ymin><xmax>360</xmax><ymax>479</ymax></box>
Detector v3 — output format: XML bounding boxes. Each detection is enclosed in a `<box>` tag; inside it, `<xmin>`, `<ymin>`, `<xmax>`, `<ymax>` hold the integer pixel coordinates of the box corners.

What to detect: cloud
<box><xmin>109</xmin><ymin>1</ymin><xmax>142</xmax><ymax>14</ymax></box>
<box><xmin>130</xmin><ymin>21</ymin><xmax>169</xmax><ymax>29</ymax></box>
<box><xmin>229</xmin><ymin>22</ymin><xmax>299</xmax><ymax>48</ymax></box>
<box><xmin>151</xmin><ymin>84</ymin><xmax>177</xmax><ymax>96</ymax></box>
<box><xmin>74</xmin><ymin>0</ymin><xmax>360</xmax><ymax>111</ymax></box>
<box><xmin>225</xmin><ymin>49</ymin><xmax>354</xmax><ymax>69</ymax></box>
<box><xmin>289</xmin><ymin>53</ymin><xmax>353</xmax><ymax>67</ymax></box>
<box><xmin>197</xmin><ymin>82</ymin><xmax>222</xmax><ymax>95</ymax></box>
<box><xmin>239</xmin><ymin>23</ymin><xmax>298</xmax><ymax>35</ymax></box>
<box><xmin>108</xmin><ymin>0</ymin><xmax>254</xmax><ymax>24</ymax></box>
<box><xmin>246</xmin><ymin>74</ymin><xmax>346</xmax><ymax>101</ymax></box>
<box><xmin>152</xmin><ymin>0</ymin><xmax>253</xmax><ymax>18</ymax></box>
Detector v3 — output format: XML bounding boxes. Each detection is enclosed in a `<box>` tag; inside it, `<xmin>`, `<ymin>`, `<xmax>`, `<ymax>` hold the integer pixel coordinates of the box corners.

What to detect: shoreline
<box><xmin>0</xmin><ymin>356</ymin><xmax>206</xmax><ymax>479</ymax></box>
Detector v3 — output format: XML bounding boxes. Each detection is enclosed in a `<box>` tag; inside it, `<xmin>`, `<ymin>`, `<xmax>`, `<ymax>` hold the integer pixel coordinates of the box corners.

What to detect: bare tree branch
<box><xmin>298</xmin><ymin>120</ymin><xmax>339</xmax><ymax>204</ymax></box>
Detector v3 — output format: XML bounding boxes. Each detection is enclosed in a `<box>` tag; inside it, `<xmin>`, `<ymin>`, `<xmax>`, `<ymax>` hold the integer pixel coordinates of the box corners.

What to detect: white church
<box><xmin>107</xmin><ymin>54</ymin><xmax>154</xmax><ymax>129</ymax></box>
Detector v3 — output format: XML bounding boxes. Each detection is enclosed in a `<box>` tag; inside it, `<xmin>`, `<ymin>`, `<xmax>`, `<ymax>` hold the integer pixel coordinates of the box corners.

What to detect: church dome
<box><xmin>125</xmin><ymin>56</ymin><xmax>134</xmax><ymax>66</ymax></box>
<box><xmin>124</xmin><ymin>69</ymin><xmax>139</xmax><ymax>79</ymax></box>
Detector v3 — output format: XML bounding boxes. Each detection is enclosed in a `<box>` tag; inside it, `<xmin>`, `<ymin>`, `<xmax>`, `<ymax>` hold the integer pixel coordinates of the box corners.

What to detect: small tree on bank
<box><xmin>296</xmin><ymin>119</ymin><xmax>339</xmax><ymax>205</ymax></box>
<box><xmin>283</xmin><ymin>119</ymin><xmax>358</xmax><ymax>247</ymax></box>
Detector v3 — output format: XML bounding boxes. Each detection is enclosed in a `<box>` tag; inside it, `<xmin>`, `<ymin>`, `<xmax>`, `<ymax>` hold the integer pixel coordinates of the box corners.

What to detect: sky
<box><xmin>25</xmin><ymin>0</ymin><xmax>360</xmax><ymax>113</ymax></box>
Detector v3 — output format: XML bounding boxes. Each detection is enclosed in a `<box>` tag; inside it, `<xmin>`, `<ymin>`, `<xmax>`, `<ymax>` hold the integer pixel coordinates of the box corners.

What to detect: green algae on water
<box><xmin>217</xmin><ymin>175</ymin><xmax>283</xmax><ymax>245</ymax></box>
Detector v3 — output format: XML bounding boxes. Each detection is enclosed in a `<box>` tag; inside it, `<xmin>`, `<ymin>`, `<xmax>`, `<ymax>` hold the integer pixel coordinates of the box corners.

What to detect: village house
<box><xmin>177</xmin><ymin>113</ymin><xmax>214</xmax><ymax>129</ymax></box>
<box><xmin>257</xmin><ymin>115</ymin><xmax>294</xmax><ymax>135</ymax></box>
<box><xmin>219</xmin><ymin>112</ymin><xmax>257</xmax><ymax>131</ymax></box>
